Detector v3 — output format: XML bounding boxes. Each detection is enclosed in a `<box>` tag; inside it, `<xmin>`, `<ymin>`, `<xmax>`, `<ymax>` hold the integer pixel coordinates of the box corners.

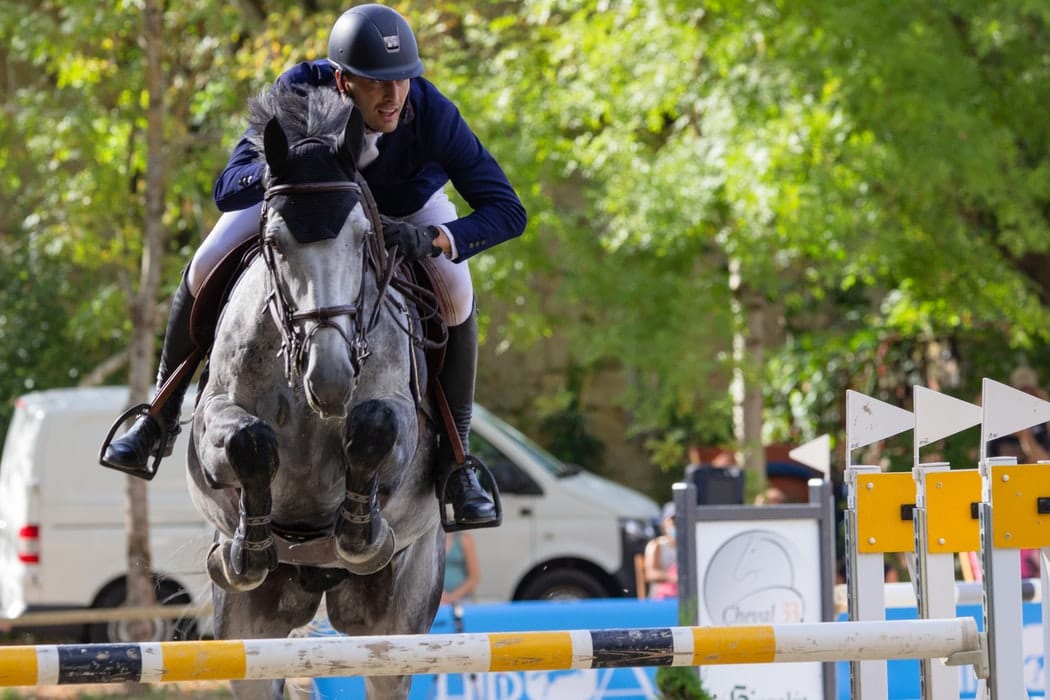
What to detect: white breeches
<box><xmin>187</xmin><ymin>190</ymin><xmax>474</xmax><ymax>326</ymax></box>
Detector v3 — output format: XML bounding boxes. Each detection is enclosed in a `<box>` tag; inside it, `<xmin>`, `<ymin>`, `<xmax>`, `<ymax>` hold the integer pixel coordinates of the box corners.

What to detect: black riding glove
<box><xmin>381</xmin><ymin>219</ymin><xmax>442</xmax><ymax>261</ymax></box>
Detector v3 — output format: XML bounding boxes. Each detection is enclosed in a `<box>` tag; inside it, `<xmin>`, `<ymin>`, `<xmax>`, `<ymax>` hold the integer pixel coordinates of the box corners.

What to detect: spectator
<box><xmin>683</xmin><ymin>445</ymin><xmax>704</xmax><ymax>480</ymax></box>
<box><xmin>683</xmin><ymin>446</ymin><xmax>744</xmax><ymax>506</ymax></box>
<box><xmin>644</xmin><ymin>502</ymin><xmax>678</xmax><ymax>600</ymax></box>
<box><xmin>1021</xmin><ymin>548</ymin><xmax>1041</xmax><ymax>579</ymax></box>
<box><xmin>442</xmin><ymin>532</ymin><xmax>481</xmax><ymax>605</ymax></box>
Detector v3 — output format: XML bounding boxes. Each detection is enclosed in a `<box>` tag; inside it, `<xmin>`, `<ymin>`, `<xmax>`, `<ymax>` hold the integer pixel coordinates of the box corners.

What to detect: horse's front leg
<box><xmin>334</xmin><ymin>397</ymin><xmax>417</xmax><ymax>573</ymax></box>
<box><xmin>196</xmin><ymin>392</ymin><xmax>279</xmax><ymax>592</ymax></box>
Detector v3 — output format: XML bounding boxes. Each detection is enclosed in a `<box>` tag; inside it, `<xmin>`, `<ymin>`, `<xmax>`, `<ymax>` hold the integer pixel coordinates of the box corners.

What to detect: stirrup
<box><xmin>98</xmin><ymin>403</ymin><xmax>174</xmax><ymax>481</ymax></box>
<box><xmin>437</xmin><ymin>455</ymin><xmax>503</xmax><ymax>533</ymax></box>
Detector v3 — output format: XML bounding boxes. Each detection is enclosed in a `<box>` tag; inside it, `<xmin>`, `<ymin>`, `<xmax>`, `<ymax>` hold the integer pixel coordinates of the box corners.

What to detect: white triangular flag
<box><xmin>847</xmin><ymin>389</ymin><xmax>914</xmax><ymax>451</ymax></box>
<box><xmin>982</xmin><ymin>378</ymin><xmax>1050</xmax><ymax>444</ymax></box>
<box><xmin>914</xmin><ymin>386</ymin><xmax>982</xmax><ymax>447</ymax></box>
<box><xmin>789</xmin><ymin>434</ymin><xmax>831</xmax><ymax>477</ymax></box>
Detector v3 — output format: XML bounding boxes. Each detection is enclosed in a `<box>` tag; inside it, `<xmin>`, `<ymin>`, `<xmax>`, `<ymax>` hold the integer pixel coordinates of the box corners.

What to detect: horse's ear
<box><xmin>341</xmin><ymin>106</ymin><xmax>365</xmax><ymax>171</ymax></box>
<box><xmin>263</xmin><ymin>116</ymin><xmax>289</xmax><ymax>174</ymax></box>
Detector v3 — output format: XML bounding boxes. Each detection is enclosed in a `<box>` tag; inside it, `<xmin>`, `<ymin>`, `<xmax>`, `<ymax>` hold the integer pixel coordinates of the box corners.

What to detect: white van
<box><xmin>468</xmin><ymin>405</ymin><xmax>660</xmax><ymax>601</ymax></box>
<box><xmin>0</xmin><ymin>388</ymin><xmax>658</xmax><ymax>640</ymax></box>
<box><xmin>0</xmin><ymin>386</ymin><xmax>213</xmax><ymax>643</ymax></box>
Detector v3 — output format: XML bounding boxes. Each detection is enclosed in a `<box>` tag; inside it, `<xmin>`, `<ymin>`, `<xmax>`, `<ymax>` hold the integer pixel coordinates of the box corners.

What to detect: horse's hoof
<box><xmin>206</xmin><ymin>540</ymin><xmax>269</xmax><ymax>592</ymax></box>
<box><xmin>230</xmin><ymin>532</ymin><xmax>278</xmax><ymax>577</ymax></box>
<box><xmin>335</xmin><ymin>520</ymin><xmax>396</xmax><ymax>575</ymax></box>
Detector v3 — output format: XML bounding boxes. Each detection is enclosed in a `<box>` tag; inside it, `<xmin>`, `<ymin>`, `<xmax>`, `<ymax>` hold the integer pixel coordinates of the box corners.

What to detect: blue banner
<box><xmin>834</xmin><ymin>604</ymin><xmax>1045</xmax><ymax>700</ymax></box>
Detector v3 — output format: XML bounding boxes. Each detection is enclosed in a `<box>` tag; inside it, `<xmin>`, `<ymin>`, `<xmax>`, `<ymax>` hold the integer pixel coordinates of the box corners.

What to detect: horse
<box><xmin>185</xmin><ymin>83</ymin><xmax>444</xmax><ymax>699</ymax></box>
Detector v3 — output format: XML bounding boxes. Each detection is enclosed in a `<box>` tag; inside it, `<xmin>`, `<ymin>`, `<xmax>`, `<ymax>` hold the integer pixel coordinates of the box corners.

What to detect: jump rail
<box><xmin>0</xmin><ymin>619</ymin><xmax>980</xmax><ymax>687</ymax></box>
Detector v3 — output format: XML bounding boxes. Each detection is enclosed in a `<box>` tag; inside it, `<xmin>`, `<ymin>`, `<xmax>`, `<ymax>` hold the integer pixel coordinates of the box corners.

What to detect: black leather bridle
<box><xmin>260</xmin><ymin>179</ymin><xmax>379</xmax><ymax>383</ymax></box>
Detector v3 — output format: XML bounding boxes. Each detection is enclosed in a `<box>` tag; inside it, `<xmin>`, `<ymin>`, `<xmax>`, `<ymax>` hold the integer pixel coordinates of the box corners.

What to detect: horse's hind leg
<box><xmin>197</xmin><ymin>394</ymin><xmax>279</xmax><ymax>591</ymax></box>
<box><xmin>212</xmin><ymin>566</ymin><xmax>322</xmax><ymax>700</ymax></box>
<box><xmin>326</xmin><ymin>526</ymin><xmax>443</xmax><ymax>700</ymax></box>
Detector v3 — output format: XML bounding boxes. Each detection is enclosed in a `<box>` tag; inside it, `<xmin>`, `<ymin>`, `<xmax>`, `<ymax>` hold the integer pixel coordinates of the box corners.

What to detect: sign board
<box><xmin>674</xmin><ymin>479</ymin><xmax>836</xmax><ymax>700</ymax></box>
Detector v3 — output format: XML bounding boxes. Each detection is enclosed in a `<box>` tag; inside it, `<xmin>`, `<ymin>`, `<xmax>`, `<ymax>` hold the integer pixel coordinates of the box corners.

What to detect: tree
<box><xmin>0</xmin><ymin>0</ymin><xmax>278</xmax><ymax>640</ymax></box>
<box><xmin>439</xmin><ymin>0</ymin><xmax>1050</xmax><ymax>480</ymax></box>
<box><xmin>3</xmin><ymin>0</ymin><xmax>1048</xmax><ymax>510</ymax></box>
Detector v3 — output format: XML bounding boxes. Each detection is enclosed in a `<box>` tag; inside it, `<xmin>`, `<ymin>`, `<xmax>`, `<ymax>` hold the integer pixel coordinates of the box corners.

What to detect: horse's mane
<box><xmin>246</xmin><ymin>82</ymin><xmax>354</xmax><ymax>155</ymax></box>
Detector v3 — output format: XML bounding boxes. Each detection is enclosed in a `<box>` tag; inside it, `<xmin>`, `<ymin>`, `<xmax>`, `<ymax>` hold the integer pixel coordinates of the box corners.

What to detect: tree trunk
<box><xmin>729</xmin><ymin>258</ymin><xmax>768</xmax><ymax>500</ymax></box>
<box><xmin>122</xmin><ymin>0</ymin><xmax>168</xmax><ymax>658</ymax></box>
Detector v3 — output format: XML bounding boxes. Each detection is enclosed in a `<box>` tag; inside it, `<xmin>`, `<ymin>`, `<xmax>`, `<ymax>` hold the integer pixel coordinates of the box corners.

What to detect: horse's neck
<box><xmin>211</xmin><ymin>262</ymin><xmax>279</xmax><ymax>353</ymax></box>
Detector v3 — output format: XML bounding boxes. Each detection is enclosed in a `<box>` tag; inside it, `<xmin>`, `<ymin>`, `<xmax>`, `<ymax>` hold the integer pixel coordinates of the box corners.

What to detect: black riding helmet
<box><xmin>328</xmin><ymin>4</ymin><xmax>424</xmax><ymax>81</ymax></box>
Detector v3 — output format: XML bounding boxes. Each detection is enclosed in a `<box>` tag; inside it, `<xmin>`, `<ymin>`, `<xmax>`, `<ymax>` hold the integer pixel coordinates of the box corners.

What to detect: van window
<box><xmin>470</xmin><ymin>432</ymin><xmax>543</xmax><ymax>496</ymax></box>
<box><xmin>474</xmin><ymin>409</ymin><xmax>576</xmax><ymax>478</ymax></box>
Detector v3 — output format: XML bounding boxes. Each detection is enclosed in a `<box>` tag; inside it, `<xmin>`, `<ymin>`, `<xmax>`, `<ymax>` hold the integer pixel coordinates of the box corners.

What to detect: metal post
<box><xmin>980</xmin><ymin>456</ymin><xmax>1029</xmax><ymax>699</ymax></box>
<box><xmin>913</xmin><ymin>462</ymin><xmax>961</xmax><ymax>699</ymax></box>
<box><xmin>846</xmin><ymin>464</ymin><xmax>889</xmax><ymax>700</ymax></box>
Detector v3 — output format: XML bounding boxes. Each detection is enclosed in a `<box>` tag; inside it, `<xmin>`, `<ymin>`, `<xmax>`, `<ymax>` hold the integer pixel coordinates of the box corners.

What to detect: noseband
<box><xmin>261</xmin><ymin>180</ymin><xmax>377</xmax><ymax>384</ymax></box>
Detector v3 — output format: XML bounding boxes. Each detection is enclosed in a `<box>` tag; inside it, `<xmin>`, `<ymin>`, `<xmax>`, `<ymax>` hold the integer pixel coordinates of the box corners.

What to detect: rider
<box><xmin>100</xmin><ymin>3</ymin><xmax>527</xmax><ymax>530</ymax></box>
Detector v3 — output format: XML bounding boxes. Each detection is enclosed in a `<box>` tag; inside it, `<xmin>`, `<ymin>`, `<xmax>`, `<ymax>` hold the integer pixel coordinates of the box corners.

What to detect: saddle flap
<box><xmin>189</xmin><ymin>238</ymin><xmax>260</xmax><ymax>349</ymax></box>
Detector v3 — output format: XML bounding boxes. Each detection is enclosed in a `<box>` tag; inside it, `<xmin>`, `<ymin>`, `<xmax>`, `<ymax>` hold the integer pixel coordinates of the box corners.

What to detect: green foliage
<box><xmin>0</xmin><ymin>237</ymin><xmax>125</xmax><ymax>445</ymax></box>
<box><xmin>2</xmin><ymin>0</ymin><xmax>1049</xmax><ymax>489</ymax></box>
<box><xmin>655</xmin><ymin>666</ymin><xmax>713</xmax><ymax>700</ymax></box>
<box><xmin>534</xmin><ymin>365</ymin><xmax>606</xmax><ymax>470</ymax></box>
<box><xmin>452</xmin><ymin>0</ymin><xmax>1050</xmax><ymax>466</ymax></box>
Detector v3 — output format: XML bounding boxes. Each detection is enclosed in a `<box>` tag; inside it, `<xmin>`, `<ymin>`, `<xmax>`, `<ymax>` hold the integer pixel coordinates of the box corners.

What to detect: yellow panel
<box><xmin>990</xmin><ymin>464</ymin><xmax>1050</xmax><ymax>549</ymax></box>
<box><xmin>856</xmin><ymin>472</ymin><xmax>915</xmax><ymax>553</ymax></box>
<box><xmin>925</xmin><ymin>470</ymin><xmax>981</xmax><ymax>553</ymax></box>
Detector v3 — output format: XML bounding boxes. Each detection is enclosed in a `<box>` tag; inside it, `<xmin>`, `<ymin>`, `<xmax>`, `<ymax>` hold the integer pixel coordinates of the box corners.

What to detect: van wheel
<box><xmin>87</xmin><ymin>579</ymin><xmax>200</xmax><ymax>644</ymax></box>
<box><xmin>518</xmin><ymin>569</ymin><xmax>608</xmax><ymax>600</ymax></box>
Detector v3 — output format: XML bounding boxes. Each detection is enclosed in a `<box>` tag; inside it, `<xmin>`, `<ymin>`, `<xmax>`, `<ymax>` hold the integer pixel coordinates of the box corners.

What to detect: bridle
<box><xmin>261</xmin><ymin>178</ymin><xmax>386</xmax><ymax>384</ymax></box>
<box><xmin>257</xmin><ymin>140</ymin><xmax>447</xmax><ymax>391</ymax></box>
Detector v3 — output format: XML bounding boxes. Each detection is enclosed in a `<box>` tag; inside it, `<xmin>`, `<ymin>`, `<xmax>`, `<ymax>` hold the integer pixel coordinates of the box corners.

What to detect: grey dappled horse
<box><xmin>186</xmin><ymin>84</ymin><xmax>443</xmax><ymax>699</ymax></box>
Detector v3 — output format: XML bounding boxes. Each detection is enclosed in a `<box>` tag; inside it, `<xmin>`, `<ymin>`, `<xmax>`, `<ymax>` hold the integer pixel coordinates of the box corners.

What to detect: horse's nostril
<box><xmin>304</xmin><ymin>379</ymin><xmax>350</xmax><ymax>420</ymax></box>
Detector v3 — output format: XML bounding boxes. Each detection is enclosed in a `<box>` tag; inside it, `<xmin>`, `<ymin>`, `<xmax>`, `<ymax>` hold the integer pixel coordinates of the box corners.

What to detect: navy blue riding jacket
<box><xmin>213</xmin><ymin>59</ymin><xmax>527</xmax><ymax>261</ymax></box>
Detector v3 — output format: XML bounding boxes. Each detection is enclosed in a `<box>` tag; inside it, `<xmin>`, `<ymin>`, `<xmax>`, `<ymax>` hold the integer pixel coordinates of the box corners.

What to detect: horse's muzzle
<box><xmin>302</xmin><ymin>342</ymin><xmax>356</xmax><ymax>419</ymax></box>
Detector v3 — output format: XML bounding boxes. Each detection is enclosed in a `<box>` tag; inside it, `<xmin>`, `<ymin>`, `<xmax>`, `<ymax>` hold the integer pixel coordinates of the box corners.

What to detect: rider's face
<box><xmin>340</xmin><ymin>72</ymin><xmax>410</xmax><ymax>133</ymax></box>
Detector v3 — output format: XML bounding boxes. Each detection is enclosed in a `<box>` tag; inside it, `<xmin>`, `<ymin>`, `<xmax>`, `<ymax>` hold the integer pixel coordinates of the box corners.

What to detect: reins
<box><xmin>259</xmin><ymin>172</ymin><xmax>445</xmax><ymax>387</ymax></box>
<box><xmin>355</xmin><ymin>170</ymin><xmax>447</xmax><ymax>351</ymax></box>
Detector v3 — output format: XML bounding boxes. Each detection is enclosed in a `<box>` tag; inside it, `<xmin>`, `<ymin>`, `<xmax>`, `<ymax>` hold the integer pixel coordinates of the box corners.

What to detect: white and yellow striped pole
<box><xmin>0</xmin><ymin>619</ymin><xmax>980</xmax><ymax>687</ymax></box>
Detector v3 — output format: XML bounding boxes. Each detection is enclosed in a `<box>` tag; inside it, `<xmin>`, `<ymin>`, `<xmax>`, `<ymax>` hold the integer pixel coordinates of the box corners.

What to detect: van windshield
<box><xmin>474</xmin><ymin>406</ymin><xmax>578</xmax><ymax>478</ymax></box>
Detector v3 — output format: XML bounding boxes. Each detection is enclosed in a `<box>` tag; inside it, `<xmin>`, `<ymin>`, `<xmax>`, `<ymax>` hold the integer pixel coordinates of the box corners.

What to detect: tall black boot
<box><xmin>101</xmin><ymin>274</ymin><xmax>198</xmax><ymax>477</ymax></box>
<box><xmin>438</xmin><ymin>306</ymin><xmax>500</xmax><ymax>528</ymax></box>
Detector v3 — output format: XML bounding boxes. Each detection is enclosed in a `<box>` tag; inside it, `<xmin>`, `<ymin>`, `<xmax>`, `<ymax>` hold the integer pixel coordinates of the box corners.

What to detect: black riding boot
<box><xmin>101</xmin><ymin>274</ymin><xmax>197</xmax><ymax>476</ymax></box>
<box><xmin>438</xmin><ymin>307</ymin><xmax>500</xmax><ymax>528</ymax></box>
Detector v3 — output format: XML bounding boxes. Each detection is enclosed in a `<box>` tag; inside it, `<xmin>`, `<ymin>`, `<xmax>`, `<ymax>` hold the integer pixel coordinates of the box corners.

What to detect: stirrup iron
<box><xmin>437</xmin><ymin>455</ymin><xmax>503</xmax><ymax>533</ymax></box>
<box><xmin>98</xmin><ymin>403</ymin><xmax>173</xmax><ymax>481</ymax></box>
